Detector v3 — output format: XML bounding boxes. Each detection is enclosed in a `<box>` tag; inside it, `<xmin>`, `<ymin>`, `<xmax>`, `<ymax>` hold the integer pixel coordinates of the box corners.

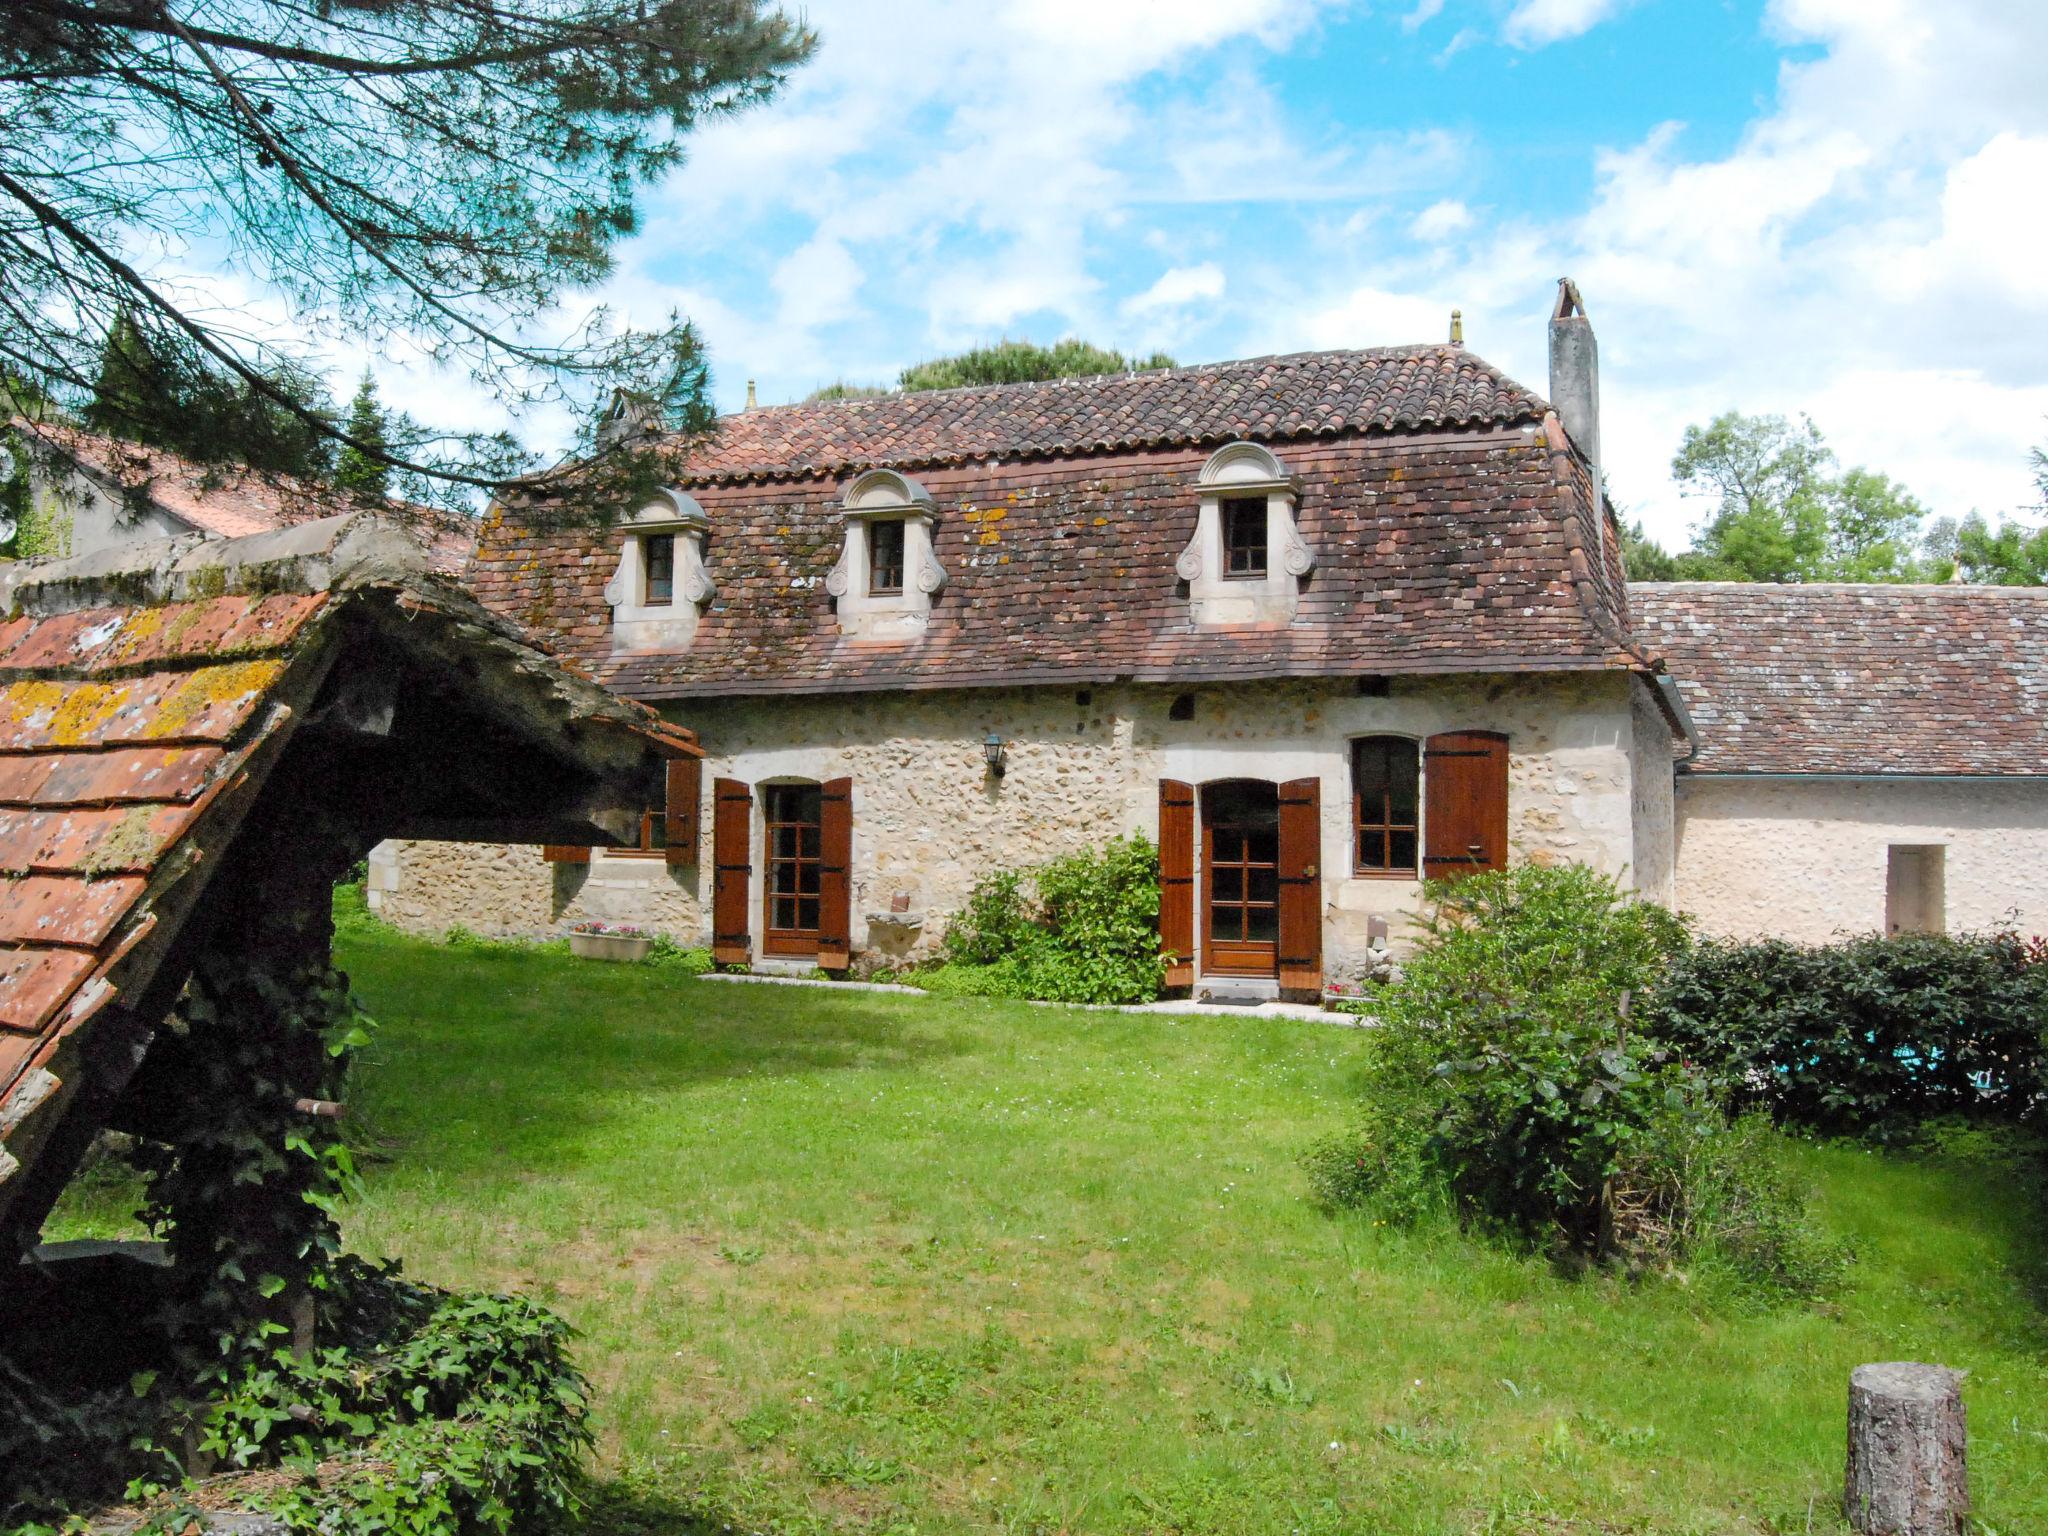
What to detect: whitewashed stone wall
<box><xmin>1673</xmin><ymin>776</ymin><xmax>2048</xmax><ymax>941</ymax></box>
<box><xmin>373</xmin><ymin>670</ymin><xmax>1670</xmax><ymax>975</ymax></box>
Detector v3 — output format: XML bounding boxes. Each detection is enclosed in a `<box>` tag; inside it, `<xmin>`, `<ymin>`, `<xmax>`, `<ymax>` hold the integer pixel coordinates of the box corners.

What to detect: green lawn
<box><xmin>50</xmin><ymin>919</ymin><xmax>2048</xmax><ymax>1534</ymax></box>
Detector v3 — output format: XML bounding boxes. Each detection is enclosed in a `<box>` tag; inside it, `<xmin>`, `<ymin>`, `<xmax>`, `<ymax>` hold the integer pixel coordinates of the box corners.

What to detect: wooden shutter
<box><xmin>1276</xmin><ymin>777</ymin><xmax>1324</xmax><ymax>1001</ymax></box>
<box><xmin>1158</xmin><ymin>780</ymin><xmax>1196</xmax><ymax>989</ymax></box>
<box><xmin>818</xmin><ymin>776</ymin><xmax>853</xmax><ymax>971</ymax></box>
<box><xmin>1423</xmin><ymin>731</ymin><xmax>1509</xmax><ymax>879</ymax></box>
<box><xmin>711</xmin><ymin>778</ymin><xmax>752</xmax><ymax>964</ymax></box>
<box><xmin>541</xmin><ymin>844</ymin><xmax>589</xmax><ymax>864</ymax></box>
<box><xmin>664</xmin><ymin>756</ymin><xmax>701</xmax><ymax>867</ymax></box>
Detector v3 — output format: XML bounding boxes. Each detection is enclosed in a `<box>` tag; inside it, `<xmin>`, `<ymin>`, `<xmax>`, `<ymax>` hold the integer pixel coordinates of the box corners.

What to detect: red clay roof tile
<box><xmin>0</xmin><ymin>745</ymin><xmax>226</xmax><ymax>808</ymax></box>
<box><xmin>0</xmin><ymin>947</ymin><xmax>97</xmax><ymax>1035</ymax></box>
<box><xmin>0</xmin><ymin>802</ymin><xmax>201</xmax><ymax>877</ymax></box>
<box><xmin>0</xmin><ymin>660</ymin><xmax>290</xmax><ymax>751</ymax></box>
<box><xmin>1632</xmin><ymin>582</ymin><xmax>2048</xmax><ymax>776</ymax></box>
<box><xmin>664</xmin><ymin>346</ymin><xmax>1547</xmax><ymax>484</ymax></box>
<box><xmin>0</xmin><ymin>875</ymin><xmax>148</xmax><ymax>949</ymax></box>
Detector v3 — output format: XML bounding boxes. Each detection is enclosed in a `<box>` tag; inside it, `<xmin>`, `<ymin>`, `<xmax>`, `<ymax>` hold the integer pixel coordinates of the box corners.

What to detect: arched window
<box><xmin>1352</xmin><ymin>736</ymin><xmax>1419</xmax><ymax>875</ymax></box>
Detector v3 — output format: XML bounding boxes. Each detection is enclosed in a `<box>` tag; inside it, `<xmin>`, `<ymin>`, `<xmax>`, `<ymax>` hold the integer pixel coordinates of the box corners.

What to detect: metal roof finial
<box><xmin>1449</xmin><ymin>309</ymin><xmax>1464</xmax><ymax>346</ymax></box>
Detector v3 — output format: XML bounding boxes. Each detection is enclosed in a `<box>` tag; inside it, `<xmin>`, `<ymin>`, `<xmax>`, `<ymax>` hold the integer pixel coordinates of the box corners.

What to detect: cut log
<box><xmin>1845</xmin><ymin>1362</ymin><xmax>1968</xmax><ymax>1535</ymax></box>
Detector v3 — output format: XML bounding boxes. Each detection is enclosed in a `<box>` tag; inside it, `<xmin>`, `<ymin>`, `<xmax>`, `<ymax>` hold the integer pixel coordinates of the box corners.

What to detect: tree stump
<box><xmin>1845</xmin><ymin>1362</ymin><xmax>1968</xmax><ymax>1535</ymax></box>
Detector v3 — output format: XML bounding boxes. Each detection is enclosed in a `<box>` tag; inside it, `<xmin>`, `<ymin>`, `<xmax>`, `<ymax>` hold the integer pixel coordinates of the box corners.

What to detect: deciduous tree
<box><xmin>1669</xmin><ymin>412</ymin><xmax>1932</xmax><ymax>582</ymax></box>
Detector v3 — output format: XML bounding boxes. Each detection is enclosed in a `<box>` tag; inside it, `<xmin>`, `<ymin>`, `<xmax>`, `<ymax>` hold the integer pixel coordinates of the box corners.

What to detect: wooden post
<box><xmin>1845</xmin><ymin>1363</ymin><xmax>1968</xmax><ymax>1535</ymax></box>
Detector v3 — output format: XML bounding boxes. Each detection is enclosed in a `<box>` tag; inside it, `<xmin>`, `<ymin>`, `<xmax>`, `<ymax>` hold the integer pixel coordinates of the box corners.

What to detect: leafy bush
<box><xmin>941</xmin><ymin>869</ymin><xmax>1036</xmax><ymax>967</ymax></box>
<box><xmin>921</xmin><ymin>835</ymin><xmax>1166</xmax><ymax>1005</ymax></box>
<box><xmin>1651</xmin><ymin>931</ymin><xmax>2048</xmax><ymax>1140</ymax></box>
<box><xmin>1313</xmin><ymin>864</ymin><xmax>1702</xmax><ymax>1254</ymax></box>
<box><xmin>649</xmin><ymin>936</ymin><xmax>714</xmax><ymax>975</ymax></box>
<box><xmin>1610</xmin><ymin>1112</ymin><xmax>1851</xmax><ymax>1300</ymax></box>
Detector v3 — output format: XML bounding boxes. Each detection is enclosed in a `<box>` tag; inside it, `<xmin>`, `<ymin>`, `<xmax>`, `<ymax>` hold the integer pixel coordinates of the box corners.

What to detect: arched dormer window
<box><xmin>827</xmin><ymin>469</ymin><xmax>945</xmax><ymax>638</ymax></box>
<box><xmin>604</xmin><ymin>488</ymin><xmax>716</xmax><ymax>654</ymax></box>
<box><xmin>1176</xmin><ymin>441</ymin><xmax>1315</xmax><ymax>626</ymax></box>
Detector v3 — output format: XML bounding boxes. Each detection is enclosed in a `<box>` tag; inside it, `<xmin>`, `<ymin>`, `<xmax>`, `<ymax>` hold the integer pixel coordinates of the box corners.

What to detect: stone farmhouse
<box><xmin>359</xmin><ymin>282</ymin><xmax>2045</xmax><ymax>996</ymax></box>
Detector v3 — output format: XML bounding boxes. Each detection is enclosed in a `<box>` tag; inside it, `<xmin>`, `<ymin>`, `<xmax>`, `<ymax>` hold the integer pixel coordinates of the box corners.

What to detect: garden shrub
<box><xmin>922</xmin><ymin>835</ymin><xmax>1166</xmax><ymax>1005</ymax></box>
<box><xmin>649</xmin><ymin>935</ymin><xmax>714</xmax><ymax>975</ymax></box>
<box><xmin>1309</xmin><ymin>865</ymin><xmax>1847</xmax><ymax>1296</ymax></box>
<box><xmin>1651</xmin><ymin>930</ymin><xmax>2048</xmax><ymax>1141</ymax></box>
<box><xmin>1312</xmin><ymin>864</ymin><xmax>1705</xmax><ymax>1255</ymax></box>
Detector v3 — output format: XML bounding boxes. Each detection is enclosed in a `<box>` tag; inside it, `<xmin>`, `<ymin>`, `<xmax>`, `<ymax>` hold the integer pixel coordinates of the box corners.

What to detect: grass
<box><xmin>47</xmin><ymin>911</ymin><xmax>2048</xmax><ymax>1535</ymax></box>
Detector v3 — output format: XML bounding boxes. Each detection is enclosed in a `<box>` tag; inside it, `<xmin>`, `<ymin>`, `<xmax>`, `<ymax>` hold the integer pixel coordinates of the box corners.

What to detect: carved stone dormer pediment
<box><xmin>606</xmin><ymin>488</ymin><xmax>715</xmax><ymax>654</ymax></box>
<box><xmin>1177</xmin><ymin>441</ymin><xmax>1314</xmax><ymax>626</ymax></box>
<box><xmin>831</xmin><ymin>469</ymin><xmax>944</xmax><ymax>639</ymax></box>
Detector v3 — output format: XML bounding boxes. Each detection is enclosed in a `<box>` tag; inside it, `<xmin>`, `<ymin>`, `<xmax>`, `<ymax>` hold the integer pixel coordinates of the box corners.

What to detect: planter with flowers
<box><xmin>569</xmin><ymin>921</ymin><xmax>653</xmax><ymax>963</ymax></box>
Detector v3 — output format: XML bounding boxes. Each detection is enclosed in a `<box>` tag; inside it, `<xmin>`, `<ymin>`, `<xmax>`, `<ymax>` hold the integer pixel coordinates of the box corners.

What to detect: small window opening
<box><xmin>1886</xmin><ymin>845</ymin><xmax>1946</xmax><ymax>936</ymax></box>
<box><xmin>1222</xmin><ymin>497</ymin><xmax>1267</xmax><ymax>578</ymax></box>
<box><xmin>644</xmin><ymin>533</ymin><xmax>675</xmax><ymax>604</ymax></box>
<box><xmin>869</xmin><ymin>520</ymin><xmax>906</xmax><ymax>595</ymax></box>
<box><xmin>1353</xmin><ymin>736</ymin><xmax>1419</xmax><ymax>875</ymax></box>
<box><xmin>1356</xmin><ymin>675</ymin><xmax>1391</xmax><ymax>698</ymax></box>
<box><xmin>1168</xmin><ymin>693</ymin><xmax>1196</xmax><ymax>722</ymax></box>
<box><xmin>1075</xmin><ymin>689</ymin><xmax>1093</xmax><ymax>707</ymax></box>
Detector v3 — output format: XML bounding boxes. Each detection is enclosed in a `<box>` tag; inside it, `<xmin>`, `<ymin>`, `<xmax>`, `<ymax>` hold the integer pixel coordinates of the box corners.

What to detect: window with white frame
<box><xmin>1174</xmin><ymin>441</ymin><xmax>1315</xmax><ymax>625</ymax></box>
<box><xmin>603</xmin><ymin>489</ymin><xmax>716</xmax><ymax>653</ymax></box>
<box><xmin>826</xmin><ymin>469</ymin><xmax>945</xmax><ymax>638</ymax></box>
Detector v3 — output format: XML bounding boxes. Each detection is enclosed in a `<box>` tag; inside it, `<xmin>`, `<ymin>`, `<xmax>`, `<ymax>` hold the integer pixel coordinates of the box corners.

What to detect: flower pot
<box><xmin>569</xmin><ymin>931</ymin><xmax>652</xmax><ymax>963</ymax></box>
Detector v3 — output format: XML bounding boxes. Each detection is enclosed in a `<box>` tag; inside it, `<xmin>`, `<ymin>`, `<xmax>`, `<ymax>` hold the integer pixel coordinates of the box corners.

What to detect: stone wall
<box><xmin>374</xmin><ymin>670</ymin><xmax>1664</xmax><ymax>977</ymax></box>
<box><xmin>1672</xmin><ymin>775</ymin><xmax>2048</xmax><ymax>941</ymax></box>
<box><xmin>1627</xmin><ymin>677</ymin><xmax>1678</xmax><ymax>905</ymax></box>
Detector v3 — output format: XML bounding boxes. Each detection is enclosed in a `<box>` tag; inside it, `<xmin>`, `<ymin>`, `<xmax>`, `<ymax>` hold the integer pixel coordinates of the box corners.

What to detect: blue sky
<box><xmin>371</xmin><ymin>0</ymin><xmax>2047</xmax><ymax>545</ymax></box>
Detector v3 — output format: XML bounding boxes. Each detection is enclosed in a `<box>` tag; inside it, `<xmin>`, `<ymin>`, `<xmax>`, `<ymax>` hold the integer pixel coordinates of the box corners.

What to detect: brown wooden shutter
<box><xmin>711</xmin><ymin>778</ymin><xmax>752</xmax><ymax>964</ymax></box>
<box><xmin>1423</xmin><ymin>731</ymin><xmax>1509</xmax><ymax>879</ymax></box>
<box><xmin>541</xmin><ymin>844</ymin><xmax>589</xmax><ymax>864</ymax></box>
<box><xmin>664</xmin><ymin>756</ymin><xmax>701</xmax><ymax>867</ymax></box>
<box><xmin>1276</xmin><ymin>776</ymin><xmax>1324</xmax><ymax>1001</ymax></box>
<box><xmin>1158</xmin><ymin>780</ymin><xmax>1195</xmax><ymax>989</ymax></box>
<box><xmin>818</xmin><ymin>776</ymin><xmax>853</xmax><ymax>971</ymax></box>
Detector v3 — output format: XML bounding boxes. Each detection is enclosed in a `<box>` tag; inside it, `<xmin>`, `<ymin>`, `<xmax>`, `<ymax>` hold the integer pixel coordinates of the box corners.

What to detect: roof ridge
<box><xmin>742</xmin><ymin>342</ymin><xmax>1478</xmax><ymax>417</ymax></box>
<box><xmin>1630</xmin><ymin>580</ymin><xmax>2048</xmax><ymax>596</ymax></box>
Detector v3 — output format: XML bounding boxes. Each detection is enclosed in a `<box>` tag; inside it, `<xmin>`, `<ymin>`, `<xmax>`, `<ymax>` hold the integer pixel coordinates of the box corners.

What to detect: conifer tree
<box><xmin>335</xmin><ymin>373</ymin><xmax>393</xmax><ymax>503</ymax></box>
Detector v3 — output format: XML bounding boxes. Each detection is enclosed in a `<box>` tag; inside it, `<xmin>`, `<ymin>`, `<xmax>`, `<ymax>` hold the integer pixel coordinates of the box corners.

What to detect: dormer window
<box><xmin>1175</xmin><ymin>442</ymin><xmax>1316</xmax><ymax>626</ymax></box>
<box><xmin>827</xmin><ymin>469</ymin><xmax>945</xmax><ymax>639</ymax></box>
<box><xmin>604</xmin><ymin>489</ymin><xmax>716</xmax><ymax>654</ymax></box>
<box><xmin>1223</xmin><ymin>497</ymin><xmax>1268</xmax><ymax>578</ymax></box>
<box><xmin>869</xmin><ymin>519</ymin><xmax>906</xmax><ymax>595</ymax></box>
<box><xmin>644</xmin><ymin>533</ymin><xmax>676</xmax><ymax>603</ymax></box>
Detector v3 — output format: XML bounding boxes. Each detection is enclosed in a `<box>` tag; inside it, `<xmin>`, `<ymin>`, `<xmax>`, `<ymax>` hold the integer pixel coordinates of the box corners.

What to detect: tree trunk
<box><xmin>1845</xmin><ymin>1362</ymin><xmax>1968</xmax><ymax>1535</ymax></box>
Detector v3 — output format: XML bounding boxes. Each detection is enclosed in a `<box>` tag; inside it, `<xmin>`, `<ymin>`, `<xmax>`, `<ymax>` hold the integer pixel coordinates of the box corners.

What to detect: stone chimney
<box><xmin>1547</xmin><ymin>278</ymin><xmax>1599</xmax><ymax>468</ymax></box>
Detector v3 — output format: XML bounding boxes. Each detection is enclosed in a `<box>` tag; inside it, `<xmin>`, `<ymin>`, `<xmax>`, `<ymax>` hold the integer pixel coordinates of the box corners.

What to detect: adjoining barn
<box><xmin>1633</xmin><ymin>581</ymin><xmax>2048</xmax><ymax>941</ymax></box>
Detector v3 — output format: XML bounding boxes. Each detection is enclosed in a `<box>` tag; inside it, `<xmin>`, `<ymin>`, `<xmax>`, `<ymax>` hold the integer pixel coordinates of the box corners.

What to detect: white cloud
<box><xmin>1409</xmin><ymin>199</ymin><xmax>1473</xmax><ymax>243</ymax></box>
<box><xmin>1278</xmin><ymin>0</ymin><xmax>2048</xmax><ymax>546</ymax></box>
<box><xmin>1123</xmin><ymin>264</ymin><xmax>1228</xmax><ymax>316</ymax></box>
<box><xmin>1503</xmin><ymin>0</ymin><xmax>1627</xmax><ymax>49</ymax></box>
<box><xmin>1400</xmin><ymin>0</ymin><xmax>1444</xmax><ymax>33</ymax></box>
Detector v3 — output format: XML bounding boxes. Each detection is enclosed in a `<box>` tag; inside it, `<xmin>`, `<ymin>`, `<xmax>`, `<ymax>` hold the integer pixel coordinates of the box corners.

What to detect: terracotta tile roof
<box><xmin>0</xmin><ymin>514</ymin><xmax>696</xmax><ymax>1234</ymax></box>
<box><xmin>475</xmin><ymin>347</ymin><xmax>1645</xmax><ymax>697</ymax></box>
<box><xmin>21</xmin><ymin>421</ymin><xmax>478</xmax><ymax>574</ymax></box>
<box><xmin>669</xmin><ymin>346</ymin><xmax>1547</xmax><ymax>485</ymax></box>
<box><xmin>1630</xmin><ymin>582</ymin><xmax>2048</xmax><ymax>776</ymax></box>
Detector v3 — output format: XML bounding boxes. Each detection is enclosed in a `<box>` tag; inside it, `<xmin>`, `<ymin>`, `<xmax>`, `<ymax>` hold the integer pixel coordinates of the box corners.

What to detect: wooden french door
<box><xmin>1201</xmin><ymin>780</ymin><xmax>1280</xmax><ymax>978</ymax></box>
<box><xmin>762</xmin><ymin>782</ymin><xmax>824</xmax><ymax>956</ymax></box>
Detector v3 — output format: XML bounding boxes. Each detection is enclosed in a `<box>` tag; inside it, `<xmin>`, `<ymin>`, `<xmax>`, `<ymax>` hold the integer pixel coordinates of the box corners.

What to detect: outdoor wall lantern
<box><xmin>983</xmin><ymin>732</ymin><xmax>1008</xmax><ymax>777</ymax></box>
